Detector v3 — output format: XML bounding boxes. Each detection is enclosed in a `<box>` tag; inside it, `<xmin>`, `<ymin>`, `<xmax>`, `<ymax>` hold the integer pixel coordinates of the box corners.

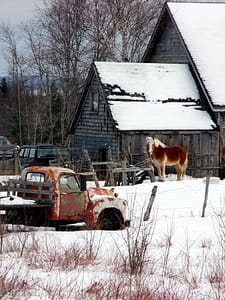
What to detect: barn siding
<box><xmin>143</xmin><ymin>12</ymin><xmax>188</xmax><ymax>63</ymax></box>
<box><xmin>73</xmin><ymin>73</ymin><xmax>120</xmax><ymax>161</ymax></box>
<box><xmin>218</xmin><ymin>112</ymin><xmax>225</xmax><ymax>177</ymax></box>
<box><xmin>219</xmin><ymin>112</ymin><xmax>225</xmax><ymax>147</ymax></box>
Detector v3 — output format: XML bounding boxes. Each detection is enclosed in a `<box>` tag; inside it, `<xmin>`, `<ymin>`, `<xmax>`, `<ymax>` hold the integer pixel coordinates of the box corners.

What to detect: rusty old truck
<box><xmin>0</xmin><ymin>166</ymin><xmax>130</xmax><ymax>230</ymax></box>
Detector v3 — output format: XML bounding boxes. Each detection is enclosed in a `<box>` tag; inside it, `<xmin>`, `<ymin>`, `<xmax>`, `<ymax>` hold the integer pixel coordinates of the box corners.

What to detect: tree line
<box><xmin>0</xmin><ymin>0</ymin><xmax>164</xmax><ymax>146</ymax></box>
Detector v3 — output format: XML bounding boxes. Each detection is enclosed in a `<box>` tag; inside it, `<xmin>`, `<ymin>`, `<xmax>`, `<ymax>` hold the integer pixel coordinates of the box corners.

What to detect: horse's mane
<box><xmin>154</xmin><ymin>138</ymin><xmax>167</xmax><ymax>148</ymax></box>
<box><xmin>146</xmin><ymin>136</ymin><xmax>167</xmax><ymax>149</ymax></box>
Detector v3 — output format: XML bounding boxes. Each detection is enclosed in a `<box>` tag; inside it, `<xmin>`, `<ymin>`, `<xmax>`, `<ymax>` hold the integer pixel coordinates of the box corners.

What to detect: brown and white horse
<box><xmin>146</xmin><ymin>137</ymin><xmax>188</xmax><ymax>181</ymax></box>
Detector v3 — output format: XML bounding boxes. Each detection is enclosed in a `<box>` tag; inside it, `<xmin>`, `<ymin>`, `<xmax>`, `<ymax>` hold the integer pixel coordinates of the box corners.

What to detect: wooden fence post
<box><xmin>121</xmin><ymin>160</ymin><xmax>128</xmax><ymax>186</ymax></box>
<box><xmin>201</xmin><ymin>175</ymin><xmax>210</xmax><ymax>217</ymax></box>
<box><xmin>144</xmin><ymin>147</ymin><xmax>155</xmax><ymax>182</ymax></box>
<box><xmin>107</xmin><ymin>147</ymin><xmax>115</xmax><ymax>186</ymax></box>
<box><xmin>143</xmin><ymin>185</ymin><xmax>158</xmax><ymax>221</ymax></box>
<box><xmin>82</xmin><ymin>149</ymin><xmax>99</xmax><ymax>187</ymax></box>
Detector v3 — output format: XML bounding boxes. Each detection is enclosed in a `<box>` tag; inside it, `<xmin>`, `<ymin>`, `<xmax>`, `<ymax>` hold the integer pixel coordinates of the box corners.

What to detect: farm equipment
<box><xmin>0</xmin><ymin>166</ymin><xmax>130</xmax><ymax>230</ymax></box>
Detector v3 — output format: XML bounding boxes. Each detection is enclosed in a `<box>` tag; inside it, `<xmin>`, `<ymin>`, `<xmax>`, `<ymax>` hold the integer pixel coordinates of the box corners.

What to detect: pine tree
<box><xmin>0</xmin><ymin>77</ymin><xmax>8</xmax><ymax>94</ymax></box>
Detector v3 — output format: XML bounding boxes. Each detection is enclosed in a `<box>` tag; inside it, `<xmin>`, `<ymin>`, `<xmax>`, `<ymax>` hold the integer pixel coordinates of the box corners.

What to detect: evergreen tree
<box><xmin>0</xmin><ymin>77</ymin><xmax>8</xmax><ymax>94</ymax></box>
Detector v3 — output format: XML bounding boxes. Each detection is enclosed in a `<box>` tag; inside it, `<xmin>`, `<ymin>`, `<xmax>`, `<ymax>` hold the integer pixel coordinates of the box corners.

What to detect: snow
<box><xmin>96</xmin><ymin>62</ymin><xmax>199</xmax><ymax>102</ymax></box>
<box><xmin>108</xmin><ymin>101</ymin><xmax>215</xmax><ymax>131</ymax></box>
<box><xmin>168</xmin><ymin>2</ymin><xmax>225</xmax><ymax>107</ymax></box>
<box><xmin>95</xmin><ymin>62</ymin><xmax>216</xmax><ymax>130</ymax></box>
<box><xmin>1</xmin><ymin>174</ymin><xmax>225</xmax><ymax>298</ymax></box>
<box><xmin>0</xmin><ymin>196</ymin><xmax>35</xmax><ymax>205</ymax></box>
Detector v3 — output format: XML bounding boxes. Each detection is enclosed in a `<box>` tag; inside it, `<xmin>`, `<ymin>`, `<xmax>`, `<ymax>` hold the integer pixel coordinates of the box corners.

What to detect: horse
<box><xmin>146</xmin><ymin>137</ymin><xmax>188</xmax><ymax>181</ymax></box>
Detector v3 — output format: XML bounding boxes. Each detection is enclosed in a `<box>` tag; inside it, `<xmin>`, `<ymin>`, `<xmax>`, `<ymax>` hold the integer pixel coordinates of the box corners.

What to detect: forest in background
<box><xmin>0</xmin><ymin>0</ymin><xmax>164</xmax><ymax>146</ymax></box>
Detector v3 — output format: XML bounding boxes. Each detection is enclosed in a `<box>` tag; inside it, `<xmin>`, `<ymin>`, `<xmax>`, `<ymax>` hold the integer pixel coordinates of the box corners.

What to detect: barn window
<box><xmin>91</xmin><ymin>90</ymin><xmax>99</xmax><ymax>112</ymax></box>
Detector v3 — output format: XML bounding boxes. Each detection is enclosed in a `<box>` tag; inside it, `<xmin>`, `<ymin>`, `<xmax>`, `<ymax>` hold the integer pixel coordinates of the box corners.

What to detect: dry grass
<box><xmin>1</xmin><ymin>209</ymin><xmax>225</xmax><ymax>299</ymax></box>
<box><xmin>0</xmin><ymin>260</ymin><xmax>35</xmax><ymax>299</ymax></box>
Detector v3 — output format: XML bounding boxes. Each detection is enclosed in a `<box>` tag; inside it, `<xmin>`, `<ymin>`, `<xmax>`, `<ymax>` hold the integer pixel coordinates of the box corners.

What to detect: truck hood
<box><xmin>87</xmin><ymin>187</ymin><xmax>116</xmax><ymax>201</ymax></box>
<box><xmin>86</xmin><ymin>187</ymin><xmax>128</xmax><ymax>221</ymax></box>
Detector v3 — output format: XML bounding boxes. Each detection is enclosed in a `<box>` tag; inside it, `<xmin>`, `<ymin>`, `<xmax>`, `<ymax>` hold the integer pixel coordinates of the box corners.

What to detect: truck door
<box><xmin>59</xmin><ymin>174</ymin><xmax>86</xmax><ymax>221</ymax></box>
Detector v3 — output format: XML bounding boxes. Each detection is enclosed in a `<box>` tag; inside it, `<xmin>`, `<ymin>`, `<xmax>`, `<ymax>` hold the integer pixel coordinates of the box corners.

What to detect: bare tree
<box><xmin>85</xmin><ymin>0</ymin><xmax>116</xmax><ymax>61</ymax></box>
<box><xmin>86</xmin><ymin>0</ymin><xmax>164</xmax><ymax>62</ymax></box>
<box><xmin>0</xmin><ymin>24</ymin><xmax>25</xmax><ymax>145</ymax></box>
<box><xmin>0</xmin><ymin>0</ymin><xmax>165</xmax><ymax>145</ymax></box>
<box><xmin>25</xmin><ymin>0</ymin><xmax>88</xmax><ymax>144</ymax></box>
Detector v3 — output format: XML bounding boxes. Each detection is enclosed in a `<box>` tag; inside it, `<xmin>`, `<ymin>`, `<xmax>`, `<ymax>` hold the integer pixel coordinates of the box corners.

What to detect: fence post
<box><xmin>82</xmin><ymin>149</ymin><xmax>99</xmax><ymax>187</ymax></box>
<box><xmin>201</xmin><ymin>175</ymin><xmax>210</xmax><ymax>217</ymax></box>
<box><xmin>121</xmin><ymin>160</ymin><xmax>128</xmax><ymax>186</ymax></box>
<box><xmin>107</xmin><ymin>147</ymin><xmax>115</xmax><ymax>186</ymax></box>
<box><xmin>143</xmin><ymin>185</ymin><xmax>158</xmax><ymax>221</ymax></box>
<box><xmin>144</xmin><ymin>147</ymin><xmax>155</xmax><ymax>182</ymax></box>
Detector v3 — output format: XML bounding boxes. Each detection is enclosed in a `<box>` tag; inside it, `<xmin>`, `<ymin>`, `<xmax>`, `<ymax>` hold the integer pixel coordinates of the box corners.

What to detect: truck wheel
<box><xmin>97</xmin><ymin>209</ymin><xmax>123</xmax><ymax>230</ymax></box>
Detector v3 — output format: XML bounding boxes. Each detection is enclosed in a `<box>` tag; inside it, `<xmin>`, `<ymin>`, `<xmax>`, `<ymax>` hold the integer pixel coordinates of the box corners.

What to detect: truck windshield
<box><xmin>60</xmin><ymin>174</ymin><xmax>79</xmax><ymax>193</ymax></box>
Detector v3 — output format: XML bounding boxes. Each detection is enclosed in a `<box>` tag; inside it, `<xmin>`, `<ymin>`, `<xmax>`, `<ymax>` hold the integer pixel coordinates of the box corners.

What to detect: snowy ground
<box><xmin>1</xmin><ymin>174</ymin><xmax>225</xmax><ymax>299</ymax></box>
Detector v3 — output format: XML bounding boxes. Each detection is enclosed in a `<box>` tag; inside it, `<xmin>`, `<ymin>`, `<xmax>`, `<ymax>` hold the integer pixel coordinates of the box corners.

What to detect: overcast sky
<box><xmin>0</xmin><ymin>0</ymin><xmax>44</xmax><ymax>75</ymax></box>
<box><xmin>0</xmin><ymin>0</ymin><xmax>43</xmax><ymax>24</ymax></box>
<box><xmin>1</xmin><ymin>0</ymin><xmax>225</xmax><ymax>26</ymax></box>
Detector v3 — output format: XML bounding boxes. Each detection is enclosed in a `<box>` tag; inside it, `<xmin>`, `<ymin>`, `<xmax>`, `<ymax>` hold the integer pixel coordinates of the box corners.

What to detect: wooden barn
<box><xmin>69</xmin><ymin>1</ymin><xmax>225</xmax><ymax>178</ymax></box>
<box><xmin>143</xmin><ymin>1</ymin><xmax>225</xmax><ymax>177</ymax></box>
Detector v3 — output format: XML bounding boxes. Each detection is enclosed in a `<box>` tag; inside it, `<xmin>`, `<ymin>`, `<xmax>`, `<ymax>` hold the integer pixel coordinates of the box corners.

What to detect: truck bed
<box><xmin>0</xmin><ymin>178</ymin><xmax>55</xmax><ymax>205</ymax></box>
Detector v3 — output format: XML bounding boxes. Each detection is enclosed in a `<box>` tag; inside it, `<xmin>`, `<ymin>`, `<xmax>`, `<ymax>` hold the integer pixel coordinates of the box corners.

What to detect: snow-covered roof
<box><xmin>167</xmin><ymin>2</ymin><xmax>225</xmax><ymax>107</ymax></box>
<box><xmin>95</xmin><ymin>61</ymin><xmax>216</xmax><ymax>131</ymax></box>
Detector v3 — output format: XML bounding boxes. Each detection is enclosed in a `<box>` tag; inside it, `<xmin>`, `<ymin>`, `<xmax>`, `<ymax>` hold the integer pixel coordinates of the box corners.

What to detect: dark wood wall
<box><xmin>72</xmin><ymin>72</ymin><xmax>120</xmax><ymax>161</ymax></box>
<box><xmin>143</xmin><ymin>12</ymin><xmax>188</xmax><ymax>64</ymax></box>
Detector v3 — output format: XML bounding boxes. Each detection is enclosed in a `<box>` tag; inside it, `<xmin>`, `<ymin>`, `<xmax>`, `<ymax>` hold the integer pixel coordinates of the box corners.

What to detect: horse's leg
<box><xmin>179</xmin><ymin>167</ymin><xmax>183</xmax><ymax>180</ymax></box>
<box><xmin>179</xmin><ymin>152</ymin><xmax>188</xmax><ymax>180</ymax></box>
<box><xmin>178</xmin><ymin>159</ymin><xmax>188</xmax><ymax>180</ymax></box>
<box><xmin>182</xmin><ymin>159</ymin><xmax>188</xmax><ymax>180</ymax></box>
<box><xmin>153</xmin><ymin>161</ymin><xmax>163</xmax><ymax>181</ymax></box>
<box><xmin>175</xmin><ymin>165</ymin><xmax>182</xmax><ymax>180</ymax></box>
<box><xmin>161</xmin><ymin>161</ymin><xmax>166</xmax><ymax>181</ymax></box>
<box><xmin>156</xmin><ymin>166</ymin><xmax>162</xmax><ymax>180</ymax></box>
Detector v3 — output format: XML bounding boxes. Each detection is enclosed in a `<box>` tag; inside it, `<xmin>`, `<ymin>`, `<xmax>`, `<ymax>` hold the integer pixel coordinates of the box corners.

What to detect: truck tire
<box><xmin>97</xmin><ymin>208</ymin><xmax>123</xmax><ymax>230</ymax></box>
